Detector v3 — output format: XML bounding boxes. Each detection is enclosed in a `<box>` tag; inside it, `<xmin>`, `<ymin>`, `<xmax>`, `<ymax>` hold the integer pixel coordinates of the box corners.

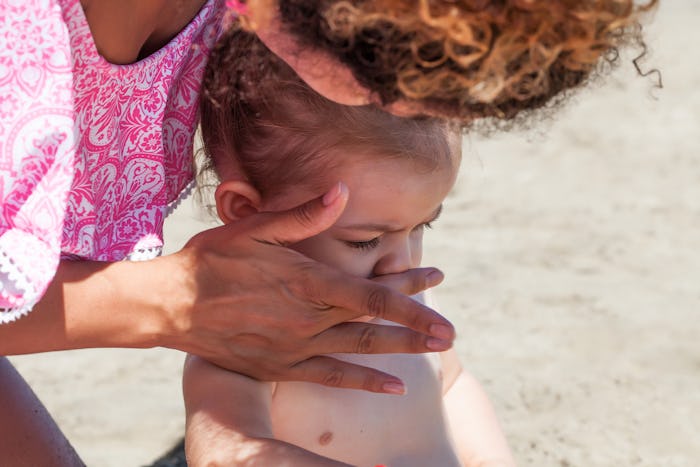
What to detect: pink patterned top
<box><xmin>0</xmin><ymin>0</ymin><xmax>225</xmax><ymax>323</ymax></box>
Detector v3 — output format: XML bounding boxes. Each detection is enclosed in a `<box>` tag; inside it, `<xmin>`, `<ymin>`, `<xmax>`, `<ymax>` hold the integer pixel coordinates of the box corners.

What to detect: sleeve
<box><xmin>0</xmin><ymin>0</ymin><xmax>76</xmax><ymax>323</ymax></box>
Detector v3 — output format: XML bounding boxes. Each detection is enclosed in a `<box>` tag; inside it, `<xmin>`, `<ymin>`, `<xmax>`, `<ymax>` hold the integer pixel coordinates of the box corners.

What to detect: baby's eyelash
<box><xmin>414</xmin><ymin>221</ymin><xmax>434</xmax><ymax>232</ymax></box>
<box><xmin>345</xmin><ymin>237</ymin><xmax>381</xmax><ymax>250</ymax></box>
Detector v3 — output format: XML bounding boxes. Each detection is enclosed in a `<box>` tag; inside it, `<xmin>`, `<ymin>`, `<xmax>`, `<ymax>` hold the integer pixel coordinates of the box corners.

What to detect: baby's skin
<box><xmin>270</xmin><ymin>316</ymin><xmax>462</xmax><ymax>467</ymax></box>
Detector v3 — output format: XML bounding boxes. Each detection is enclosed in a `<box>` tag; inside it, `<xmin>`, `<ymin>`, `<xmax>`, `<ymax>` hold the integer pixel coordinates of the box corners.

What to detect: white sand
<box><xmin>9</xmin><ymin>2</ymin><xmax>700</xmax><ymax>466</ymax></box>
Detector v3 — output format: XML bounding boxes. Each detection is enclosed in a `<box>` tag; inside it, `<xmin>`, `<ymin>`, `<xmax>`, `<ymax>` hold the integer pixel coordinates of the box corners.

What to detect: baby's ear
<box><xmin>214</xmin><ymin>180</ymin><xmax>262</xmax><ymax>224</ymax></box>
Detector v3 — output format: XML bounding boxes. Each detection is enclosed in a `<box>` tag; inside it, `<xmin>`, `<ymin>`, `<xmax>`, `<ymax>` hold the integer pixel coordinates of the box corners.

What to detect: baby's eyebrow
<box><xmin>336</xmin><ymin>221</ymin><xmax>398</xmax><ymax>232</ymax></box>
<box><xmin>336</xmin><ymin>204</ymin><xmax>444</xmax><ymax>232</ymax></box>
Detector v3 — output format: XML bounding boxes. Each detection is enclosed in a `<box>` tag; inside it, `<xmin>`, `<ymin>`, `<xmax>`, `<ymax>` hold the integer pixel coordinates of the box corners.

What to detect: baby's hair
<box><xmin>199</xmin><ymin>24</ymin><xmax>456</xmax><ymax>201</ymax></box>
<box><xmin>253</xmin><ymin>0</ymin><xmax>658</xmax><ymax>125</ymax></box>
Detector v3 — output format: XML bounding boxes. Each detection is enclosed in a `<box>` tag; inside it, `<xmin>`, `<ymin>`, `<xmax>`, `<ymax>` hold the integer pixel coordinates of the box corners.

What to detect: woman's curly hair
<box><xmin>262</xmin><ymin>0</ymin><xmax>658</xmax><ymax>123</ymax></box>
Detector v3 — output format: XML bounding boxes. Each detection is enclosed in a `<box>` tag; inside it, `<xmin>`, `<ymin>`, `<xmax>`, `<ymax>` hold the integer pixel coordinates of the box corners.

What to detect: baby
<box><xmin>183</xmin><ymin>26</ymin><xmax>516</xmax><ymax>467</ymax></box>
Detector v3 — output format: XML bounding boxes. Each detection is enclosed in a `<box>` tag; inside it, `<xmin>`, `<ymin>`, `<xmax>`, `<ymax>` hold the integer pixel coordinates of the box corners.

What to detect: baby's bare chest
<box><xmin>271</xmin><ymin>353</ymin><xmax>460</xmax><ymax>467</ymax></box>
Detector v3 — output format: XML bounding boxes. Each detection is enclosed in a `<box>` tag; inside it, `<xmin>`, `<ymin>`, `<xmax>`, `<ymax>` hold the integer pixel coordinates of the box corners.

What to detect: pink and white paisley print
<box><xmin>0</xmin><ymin>0</ymin><xmax>225</xmax><ymax>323</ymax></box>
<box><xmin>0</xmin><ymin>0</ymin><xmax>75</xmax><ymax>322</ymax></box>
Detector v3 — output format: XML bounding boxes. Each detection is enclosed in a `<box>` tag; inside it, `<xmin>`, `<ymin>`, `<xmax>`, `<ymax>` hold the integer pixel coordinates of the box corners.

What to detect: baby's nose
<box><xmin>372</xmin><ymin>239</ymin><xmax>420</xmax><ymax>276</ymax></box>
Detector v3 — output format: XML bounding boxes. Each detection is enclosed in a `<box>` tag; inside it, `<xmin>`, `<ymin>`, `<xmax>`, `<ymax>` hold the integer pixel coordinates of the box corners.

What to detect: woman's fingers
<box><xmin>371</xmin><ymin>267</ymin><xmax>444</xmax><ymax>295</ymax></box>
<box><xmin>247</xmin><ymin>182</ymin><xmax>349</xmax><ymax>246</ymax></box>
<box><xmin>315</xmin><ymin>272</ymin><xmax>456</xmax><ymax>340</ymax></box>
<box><xmin>290</xmin><ymin>355</ymin><xmax>407</xmax><ymax>395</ymax></box>
<box><xmin>309</xmin><ymin>322</ymin><xmax>453</xmax><ymax>356</ymax></box>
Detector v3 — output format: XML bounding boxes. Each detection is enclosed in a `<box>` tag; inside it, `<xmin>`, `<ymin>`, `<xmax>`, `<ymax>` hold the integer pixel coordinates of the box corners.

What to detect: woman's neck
<box><xmin>80</xmin><ymin>0</ymin><xmax>208</xmax><ymax>64</ymax></box>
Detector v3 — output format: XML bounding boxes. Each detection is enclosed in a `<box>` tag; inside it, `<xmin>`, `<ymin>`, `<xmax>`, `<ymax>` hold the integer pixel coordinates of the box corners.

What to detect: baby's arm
<box><xmin>441</xmin><ymin>349</ymin><xmax>517</xmax><ymax>467</ymax></box>
<box><xmin>183</xmin><ymin>355</ymin><xmax>352</xmax><ymax>467</ymax></box>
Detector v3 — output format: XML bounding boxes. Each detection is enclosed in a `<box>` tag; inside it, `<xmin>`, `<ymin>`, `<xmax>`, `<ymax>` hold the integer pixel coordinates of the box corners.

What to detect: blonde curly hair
<box><xmin>255</xmin><ymin>0</ymin><xmax>658</xmax><ymax>123</ymax></box>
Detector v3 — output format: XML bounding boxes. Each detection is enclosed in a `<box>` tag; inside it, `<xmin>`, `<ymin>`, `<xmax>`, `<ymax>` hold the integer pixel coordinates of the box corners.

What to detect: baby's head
<box><xmin>200</xmin><ymin>26</ymin><xmax>460</xmax><ymax>278</ymax></box>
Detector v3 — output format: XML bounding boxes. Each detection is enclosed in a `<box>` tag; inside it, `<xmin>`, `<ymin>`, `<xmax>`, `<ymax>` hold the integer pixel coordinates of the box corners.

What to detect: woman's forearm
<box><xmin>0</xmin><ymin>258</ymin><xmax>175</xmax><ymax>355</ymax></box>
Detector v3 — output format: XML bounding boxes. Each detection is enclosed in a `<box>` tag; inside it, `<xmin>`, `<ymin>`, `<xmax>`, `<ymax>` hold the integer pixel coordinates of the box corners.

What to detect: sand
<box><xmin>8</xmin><ymin>2</ymin><xmax>700</xmax><ymax>466</ymax></box>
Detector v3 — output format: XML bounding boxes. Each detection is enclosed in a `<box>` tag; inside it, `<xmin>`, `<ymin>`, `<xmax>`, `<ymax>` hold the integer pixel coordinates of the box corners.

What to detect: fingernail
<box><xmin>382</xmin><ymin>380</ymin><xmax>406</xmax><ymax>395</ymax></box>
<box><xmin>429</xmin><ymin>323</ymin><xmax>454</xmax><ymax>340</ymax></box>
<box><xmin>426</xmin><ymin>269</ymin><xmax>444</xmax><ymax>287</ymax></box>
<box><xmin>426</xmin><ymin>338</ymin><xmax>451</xmax><ymax>351</ymax></box>
<box><xmin>322</xmin><ymin>182</ymin><xmax>345</xmax><ymax>206</ymax></box>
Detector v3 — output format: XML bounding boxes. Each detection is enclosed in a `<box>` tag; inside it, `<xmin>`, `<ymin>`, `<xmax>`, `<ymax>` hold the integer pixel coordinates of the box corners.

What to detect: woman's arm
<box><xmin>1</xmin><ymin>189</ymin><xmax>454</xmax><ymax>393</ymax></box>
<box><xmin>183</xmin><ymin>355</ymin><xmax>352</xmax><ymax>467</ymax></box>
<box><xmin>0</xmin><ymin>258</ymin><xmax>177</xmax><ymax>354</ymax></box>
<box><xmin>440</xmin><ymin>350</ymin><xmax>517</xmax><ymax>467</ymax></box>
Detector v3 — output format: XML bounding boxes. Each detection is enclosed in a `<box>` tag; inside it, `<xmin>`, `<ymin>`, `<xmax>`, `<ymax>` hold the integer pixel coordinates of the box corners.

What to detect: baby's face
<box><xmin>263</xmin><ymin>155</ymin><xmax>458</xmax><ymax>279</ymax></box>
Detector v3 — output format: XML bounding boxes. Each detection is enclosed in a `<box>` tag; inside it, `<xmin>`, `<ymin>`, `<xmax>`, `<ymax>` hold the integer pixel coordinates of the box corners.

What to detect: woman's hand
<box><xmin>0</xmin><ymin>184</ymin><xmax>454</xmax><ymax>394</ymax></box>
<box><xmin>160</xmin><ymin>183</ymin><xmax>455</xmax><ymax>393</ymax></box>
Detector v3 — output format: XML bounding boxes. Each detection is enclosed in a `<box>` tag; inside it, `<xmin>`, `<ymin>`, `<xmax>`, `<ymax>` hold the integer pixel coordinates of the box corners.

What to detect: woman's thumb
<box><xmin>250</xmin><ymin>182</ymin><xmax>348</xmax><ymax>246</ymax></box>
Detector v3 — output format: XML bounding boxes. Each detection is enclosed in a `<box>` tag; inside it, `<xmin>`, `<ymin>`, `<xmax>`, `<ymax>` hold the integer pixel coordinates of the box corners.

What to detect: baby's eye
<box><xmin>345</xmin><ymin>237</ymin><xmax>381</xmax><ymax>251</ymax></box>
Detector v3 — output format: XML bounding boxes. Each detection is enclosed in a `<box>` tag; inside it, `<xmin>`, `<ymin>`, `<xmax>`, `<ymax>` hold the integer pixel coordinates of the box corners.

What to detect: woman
<box><xmin>0</xmin><ymin>0</ymin><xmax>657</xmax><ymax>464</ymax></box>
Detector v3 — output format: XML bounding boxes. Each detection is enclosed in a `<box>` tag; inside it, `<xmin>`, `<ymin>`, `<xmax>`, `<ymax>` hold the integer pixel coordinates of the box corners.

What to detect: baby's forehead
<box><xmin>326</xmin><ymin>128</ymin><xmax>459</xmax><ymax>174</ymax></box>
